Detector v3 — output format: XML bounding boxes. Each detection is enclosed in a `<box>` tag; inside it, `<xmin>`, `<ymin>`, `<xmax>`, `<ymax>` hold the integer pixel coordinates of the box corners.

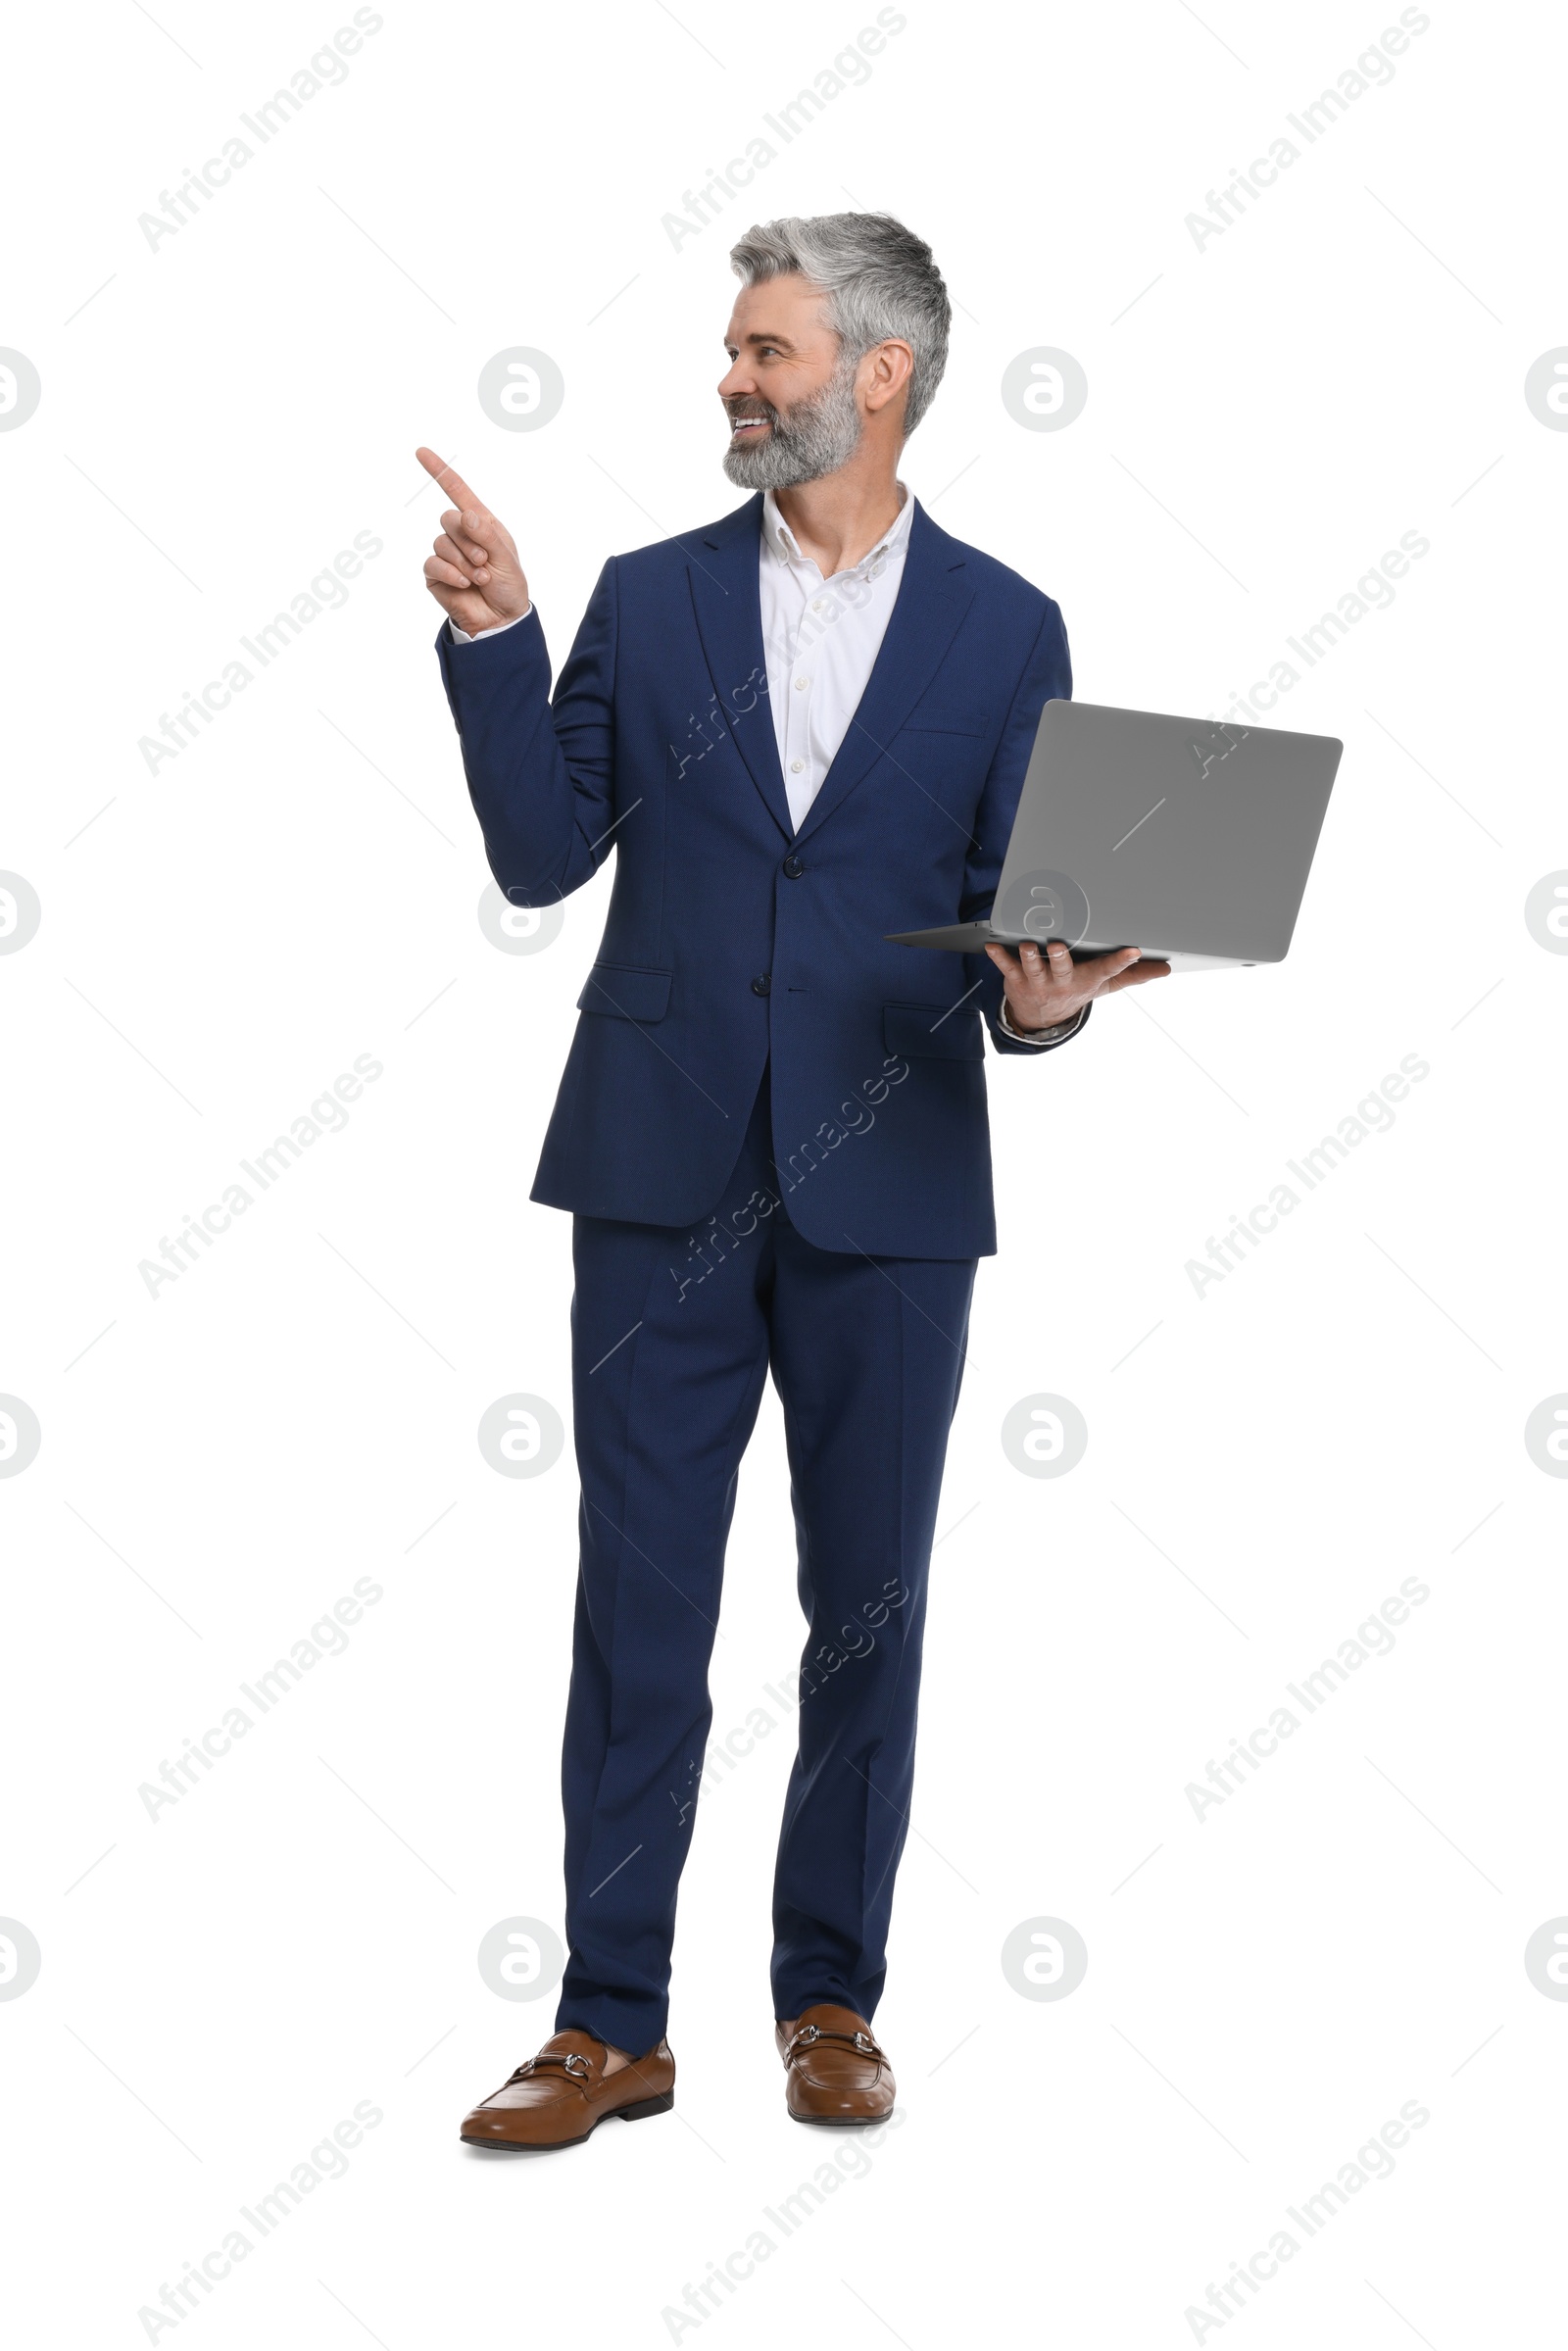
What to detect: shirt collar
<box><xmin>761</xmin><ymin>480</ymin><xmax>915</xmax><ymax>577</ymax></box>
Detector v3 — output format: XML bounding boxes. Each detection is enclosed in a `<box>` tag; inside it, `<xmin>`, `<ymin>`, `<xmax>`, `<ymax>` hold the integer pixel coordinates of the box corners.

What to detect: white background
<box><xmin>4</xmin><ymin>0</ymin><xmax>1565</xmax><ymax>2343</ymax></box>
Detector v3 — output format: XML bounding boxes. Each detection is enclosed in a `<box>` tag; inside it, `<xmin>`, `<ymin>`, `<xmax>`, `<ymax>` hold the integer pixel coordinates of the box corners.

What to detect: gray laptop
<box><xmin>888</xmin><ymin>700</ymin><xmax>1342</xmax><ymax>972</ymax></box>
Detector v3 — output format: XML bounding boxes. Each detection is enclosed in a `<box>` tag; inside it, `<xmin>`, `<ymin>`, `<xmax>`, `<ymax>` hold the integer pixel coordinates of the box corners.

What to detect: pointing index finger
<box><xmin>416</xmin><ymin>445</ymin><xmax>489</xmax><ymax>520</ymax></box>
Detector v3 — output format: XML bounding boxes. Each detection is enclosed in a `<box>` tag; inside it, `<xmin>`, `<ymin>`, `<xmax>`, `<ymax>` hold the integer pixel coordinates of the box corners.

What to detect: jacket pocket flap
<box><xmin>882</xmin><ymin>1002</ymin><xmax>984</xmax><ymax>1061</ymax></box>
<box><xmin>577</xmin><ymin>962</ymin><xmax>672</xmax><ymax>1023</ymax></box>
<box><xmin>899</xmin><ymin>714</ymin><xmax>986</xmax><ymax>737</ymax></box>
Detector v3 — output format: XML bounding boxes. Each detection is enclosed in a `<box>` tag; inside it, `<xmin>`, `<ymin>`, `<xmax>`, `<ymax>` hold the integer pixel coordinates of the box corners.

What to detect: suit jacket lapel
<box><xmin>686</xmin><ymin>494</ymin><xmax>794</xmax><ymax>844</ymax></box>
<box><xmin>793</xmin><ymin>503</ymin><xmax>975</xmax><ymax>849</ymax></box>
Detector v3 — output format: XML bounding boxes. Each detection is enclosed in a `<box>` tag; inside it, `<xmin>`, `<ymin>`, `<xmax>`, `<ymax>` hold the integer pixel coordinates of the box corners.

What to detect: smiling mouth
<box><xmin>729</xmin><ymin>414</ymin><xmax>771</xmax><ymax>435</ymax></box>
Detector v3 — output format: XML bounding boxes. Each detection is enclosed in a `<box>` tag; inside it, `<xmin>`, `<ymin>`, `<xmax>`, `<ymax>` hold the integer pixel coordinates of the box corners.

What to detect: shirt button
<box><xmin>782</xmin><ymin>854</ymin><xmax>805</xmax><ymax>879</ymax></box>
<box><xmin>794</xmin><ymin>677</ymin><xmax>808</xmax><ymax>690</ymax></box>
<box><xmin>811</xmin><ymin>599</ymin><xmax>825</xmax><ymax>611</ymax></box>
<box><xmin>790</xmin><ymin>759</ymin><xmax>805</xmax><ymax>773</ymax></box>
<box><xmin>752</xmin><ymin>973</ymin><xmax>771</xmax><ymax>996</ymax></box>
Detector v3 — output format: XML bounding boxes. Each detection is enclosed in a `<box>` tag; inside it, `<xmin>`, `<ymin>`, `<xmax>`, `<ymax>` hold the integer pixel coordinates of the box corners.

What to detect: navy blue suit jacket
<box><xmin>436</xmin><ymin>491</ymin><xmax>1084</xmax><ymax>1258</ymax></box>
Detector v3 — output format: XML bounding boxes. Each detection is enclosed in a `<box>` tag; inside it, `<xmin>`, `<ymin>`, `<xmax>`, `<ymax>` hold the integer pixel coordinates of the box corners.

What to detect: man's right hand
<box><xmin>416</xmin><ymin>446</ymin><xmax>531</xmax><ymax>635</ymax></box>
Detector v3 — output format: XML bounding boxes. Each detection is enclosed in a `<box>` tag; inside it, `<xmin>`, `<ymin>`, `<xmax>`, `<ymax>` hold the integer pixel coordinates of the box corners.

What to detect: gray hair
<box><xmin>727</xmin><ymin>212</ymin><xmax>951</xmax><ymax>436</ymax></box>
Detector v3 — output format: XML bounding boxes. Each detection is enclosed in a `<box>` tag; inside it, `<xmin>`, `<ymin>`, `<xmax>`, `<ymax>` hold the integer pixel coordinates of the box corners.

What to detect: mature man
<box><xmin>422</xmin><ymin>213</ymin><xmax>1165</xmax><ymax>2150</ymax></box>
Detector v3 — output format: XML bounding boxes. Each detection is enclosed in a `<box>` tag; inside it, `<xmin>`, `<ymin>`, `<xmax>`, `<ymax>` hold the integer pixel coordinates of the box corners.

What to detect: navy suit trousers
<box><xmin>557</xmin><ymin>1066</ymin><xmax>977</xmax><ymax>2050</ymax></box>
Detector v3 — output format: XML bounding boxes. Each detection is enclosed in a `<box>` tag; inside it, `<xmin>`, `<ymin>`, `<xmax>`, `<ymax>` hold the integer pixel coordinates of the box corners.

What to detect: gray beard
<box><xmin>722</xmin><ymin>355</ymin><xmax>865</xmax><ymax>490</ymax></box>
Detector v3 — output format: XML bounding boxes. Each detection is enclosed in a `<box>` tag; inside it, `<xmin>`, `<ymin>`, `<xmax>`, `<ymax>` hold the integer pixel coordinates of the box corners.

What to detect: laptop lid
<box><xmin>993</xmin><ymin>702</ymin><xmax>1342</xmax><ymax>963</ymax></box>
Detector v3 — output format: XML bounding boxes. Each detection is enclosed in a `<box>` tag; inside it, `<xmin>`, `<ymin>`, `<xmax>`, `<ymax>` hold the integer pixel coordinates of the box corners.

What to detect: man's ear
<box><xmin>863</xmin><ymin>339</ymin><xmax>914</xmax><ymax>416</ymax></box>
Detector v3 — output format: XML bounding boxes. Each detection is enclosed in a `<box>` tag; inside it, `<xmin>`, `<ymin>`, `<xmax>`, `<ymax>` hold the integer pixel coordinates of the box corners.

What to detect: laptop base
<box><xmin>886</xmin><ymin>922</ymin><xmax>1254</xmax><ymax>974</ymax></box>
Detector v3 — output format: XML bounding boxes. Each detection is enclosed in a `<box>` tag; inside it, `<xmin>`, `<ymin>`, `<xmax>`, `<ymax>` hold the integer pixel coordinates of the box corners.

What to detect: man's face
<box><xmin>718</xmin><ymin>272</ymin><xmax>864</xmax><ymax>490</ymax></box>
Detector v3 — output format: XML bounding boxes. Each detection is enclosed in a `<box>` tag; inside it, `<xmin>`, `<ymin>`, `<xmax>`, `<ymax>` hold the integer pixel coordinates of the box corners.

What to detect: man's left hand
<box><xmin>984</xmin><ymin>939</ymin><xmax>1172</xmax><ymax>1030</ymax></box>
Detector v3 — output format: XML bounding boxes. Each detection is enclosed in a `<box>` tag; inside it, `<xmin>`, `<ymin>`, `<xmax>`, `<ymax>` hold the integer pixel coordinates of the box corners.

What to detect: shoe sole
<box><xmin>460</xmin><ymin>2089</ymin><xmax>673</xmax><ymax>2152</ymax></box>
<box><xmin>789</xmin><ymin>2105</ymin><xmax>896</xmax><ymax>2128</ymax></box>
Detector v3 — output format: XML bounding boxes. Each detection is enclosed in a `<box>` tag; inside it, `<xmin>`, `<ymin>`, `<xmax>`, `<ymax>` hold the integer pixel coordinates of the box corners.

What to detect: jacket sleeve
<box><xmin>958</xmin><ymin>596</ymin><xmax>1089</xmax><ymax>1057</ymax></box>
<box><xmin>434</xmin><ymin>558</ymin><xmax>619</xmax><ymax>906</ymax></box>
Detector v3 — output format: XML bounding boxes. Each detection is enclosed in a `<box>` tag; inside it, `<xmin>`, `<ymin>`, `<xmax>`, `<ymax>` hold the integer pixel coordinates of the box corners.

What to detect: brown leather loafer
<box><xmin>775</xmin><ymin>2002</ymin><xmax>896</xmax><ymax>2126</ymax></box>
<box><xmin>460</xmin><ymin>2029</ymin><xmax>674</xmax><ymax>2150</ymax></box>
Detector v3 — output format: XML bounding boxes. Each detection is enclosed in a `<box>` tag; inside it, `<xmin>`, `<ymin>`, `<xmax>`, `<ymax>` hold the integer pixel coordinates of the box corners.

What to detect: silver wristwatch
<box><xmin>995</xmin><ymin>997</ymin><xmax>1085</xmax><ymax>1046</ymax></box>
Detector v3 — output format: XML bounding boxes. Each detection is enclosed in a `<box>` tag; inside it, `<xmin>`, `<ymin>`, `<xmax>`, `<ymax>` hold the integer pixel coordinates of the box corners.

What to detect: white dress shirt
<box><xmin>757</xmin><ymin>481</ymin><xmax>914</xmax><ymax>830</ymax></box>
<box><xmin>449</xmin><ymin>488</ymin><xmax>1079</xmax><ymax>1043</ymax></box>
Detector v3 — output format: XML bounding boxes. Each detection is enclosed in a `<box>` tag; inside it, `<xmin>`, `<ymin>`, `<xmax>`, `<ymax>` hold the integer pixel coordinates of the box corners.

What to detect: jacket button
<box><xmin>752</xmin><ymin>973</ymin><xmax>771</xmax><ymax>996</ymax></box>
<box><xmin>782</xmin><ymin>854</ymin><xmax>805</xmax><ymax>878</ymax></box>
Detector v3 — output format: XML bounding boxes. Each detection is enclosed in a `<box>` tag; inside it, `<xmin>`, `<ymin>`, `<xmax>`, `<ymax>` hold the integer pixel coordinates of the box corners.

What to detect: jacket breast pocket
<box><xmin>895</xmin><ymin>721</ymin><xmax>988</xmax><ymax>762</ymax></box>
<box><xmin>901</xmin><ymin>701</ymin><xmax>988</xmax><ymax>738</ymax></box>
<box><xmin>576</xmin><ymin>962</ymin><xmax>672</xmax><ymax>1023</ymax></box>
<box><xmin>882</xmin><ymin>1002</ymin><xmax>985</xmax><ymax>1062</ymax></box>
